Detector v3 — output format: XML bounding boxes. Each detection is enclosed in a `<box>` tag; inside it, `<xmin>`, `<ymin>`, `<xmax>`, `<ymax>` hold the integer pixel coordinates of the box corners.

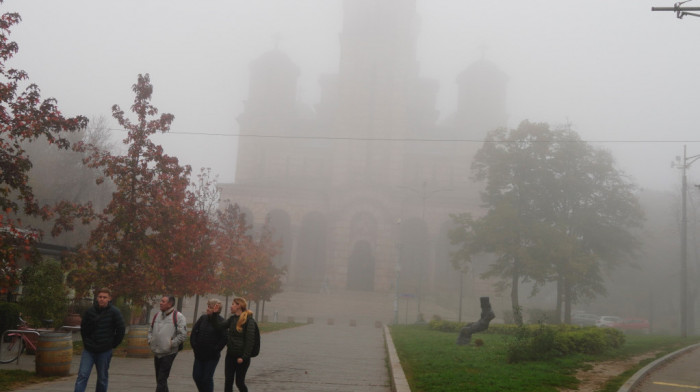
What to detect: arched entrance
<box><xmin>347</xmin><ymin>240</ymin><xmax>375</xmax><ymax>291</ymax></box>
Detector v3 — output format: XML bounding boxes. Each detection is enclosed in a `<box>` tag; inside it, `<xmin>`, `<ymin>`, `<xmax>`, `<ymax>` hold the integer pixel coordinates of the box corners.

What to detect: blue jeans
<box><xmin>74</xmin><ymin>349</ymin><xmax>113</xmax><ymax>392</ymax></box>
<box><xmin>192</xmin><ymin>357</ymin><xmax>221</xmax><ymax>392</ymax></box>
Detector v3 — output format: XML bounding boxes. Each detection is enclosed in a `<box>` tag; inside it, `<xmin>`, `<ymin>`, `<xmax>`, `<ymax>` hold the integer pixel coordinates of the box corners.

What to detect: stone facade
<box><xmin>220</xmin><ymin>0</ymin><xmax>507</xmax><ymax>307</ymax></box>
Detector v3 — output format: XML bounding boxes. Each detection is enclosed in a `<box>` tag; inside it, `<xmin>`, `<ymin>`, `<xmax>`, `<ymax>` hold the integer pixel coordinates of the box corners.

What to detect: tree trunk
<box><xmin>511</xmin><ymin>257</ymin><xmax>522</xmax><ymax>325</ymax></box>
<box><xmin>192</xmin><ymin>294</ymin><xmax>200</xmax><ymax>322</ymax></box>
<box><xmin>563</xmin><ymin>276</ymin><xmax>572</xmax><ymax>324</ymax></box>
<box><xmin>555</xmin><ymin>277</ymin><xmax>563</xmax><ymax>324</ymax></box>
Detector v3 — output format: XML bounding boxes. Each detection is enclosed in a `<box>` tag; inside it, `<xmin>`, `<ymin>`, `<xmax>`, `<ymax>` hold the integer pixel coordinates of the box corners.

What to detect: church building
<box><xmin>219</xmin><ymin>0</ymin><xmax>507</xmax><ymax>321</ymax></box>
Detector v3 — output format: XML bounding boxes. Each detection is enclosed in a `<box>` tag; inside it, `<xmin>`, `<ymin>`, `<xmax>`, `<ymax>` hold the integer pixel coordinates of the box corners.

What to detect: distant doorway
<box><xmin>347</xmin><ymin>240</ymin><xmax>375</xmax><ymax>291</ymax></box>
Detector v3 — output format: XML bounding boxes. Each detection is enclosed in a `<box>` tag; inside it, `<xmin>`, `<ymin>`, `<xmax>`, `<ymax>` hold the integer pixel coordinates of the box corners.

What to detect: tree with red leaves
<box><xmin>213</xmin><ymin>204</ymin><xmax>284</xmax><ymax>305</ymax></box>
<box><xmin>0</xmin><ymin>4</ymin><xmax>88</xmax><ymax>293</ymax></box>
<box><xmin>239</xmin><ymin>222</ymin><xmax>284</xmax><ymax>304</ymax></box>
<box><xmin>67</xmin><ymin>74</ymin><xmax>216</xmax><ymax>305</ymax></box>
<box><xmin>212</xmin><ymin>204</ymin><xmax>254</xmax><ymax>298</ymax></box>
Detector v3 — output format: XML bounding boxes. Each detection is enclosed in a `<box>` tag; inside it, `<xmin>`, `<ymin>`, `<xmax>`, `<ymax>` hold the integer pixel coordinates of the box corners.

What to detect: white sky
<box><xmin>4</xmin><ymin>0</ymin><xmax>700</xmax><ymax>192</ymax></box>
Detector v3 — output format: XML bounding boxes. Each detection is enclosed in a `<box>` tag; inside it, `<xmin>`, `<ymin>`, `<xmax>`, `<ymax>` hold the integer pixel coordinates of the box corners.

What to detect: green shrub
<box><xmin>506</xmin><ymin>324</ymin><xmax>625</xmax><ymax>362</ymax></box>
<box><xmin>0</xmin><ymin>302</ymin><xmax>21</xmax><ymax>333</ymax></box>
<box><xmin>526</xmin><ymin>308</ymin><xmax>560</xmax><ymax>324</ymax></box>
<box><xmin>507</xmin><ymin>323</ymin><xmax>560</xmax><ymax>363</ymax></box>
<box><xmin>428</xmin><ymin>319</ymin><xmax>626</xmax><ymax>362</ymax></box>
<box><xmin>428</xmin><ymin>319</ymin><xmax>466</xmax><ymax>333</ymax></box>
<box><xmin>19</xmin><ymin>259</ymin><xmax>68</xmax><ymax>328</ymax></box>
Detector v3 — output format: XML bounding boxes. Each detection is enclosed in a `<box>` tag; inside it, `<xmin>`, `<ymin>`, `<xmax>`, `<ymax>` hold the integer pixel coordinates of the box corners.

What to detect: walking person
<box><xmin>190</xmin><ymin>298</ymin><xmax>227</xmax><ymax>392</ymax></box>
<box><xmin>73</xmin><ymin>287</ymin><xmax>126</xmax><ymax>392</ymax></box>
<box><xmin>148</xmin><ymin>295</ymin><xmax>187</xmax><ymax>392</ymax></box>
<box><xmin>211</xmin><ymin>297</ymin><xmax>258</xmax><ymax>392</ymax></box>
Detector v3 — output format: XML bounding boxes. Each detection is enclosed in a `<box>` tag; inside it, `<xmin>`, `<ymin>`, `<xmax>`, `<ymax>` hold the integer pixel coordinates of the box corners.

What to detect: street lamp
<box><xmin>394</xmin><ymin>219</ymin><xmax>402</xmax><ymax>325</ymax></box>
<box><xmin>458</xmin><ymin>270</ymin><xmax>464</xmax><ymax>323</ymax></box>
<box><xmin>673</xmin><ymin>145</ymin><xmax>700</xmax><ymax>338</ymax></box>
<box><xmin>652</xmin><ymin>2</ymin><xmax>700</xmax><ymax>18</ymax></box>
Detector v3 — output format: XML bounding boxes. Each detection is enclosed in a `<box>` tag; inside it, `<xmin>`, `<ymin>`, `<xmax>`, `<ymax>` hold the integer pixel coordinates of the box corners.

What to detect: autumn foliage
<box><xmin>66</xmin><ymin>74</ymin><xmax>217</xmax><ymax>305</ymax></box>
<box><xmin>1</xmin><ymin>1</ymin><xmax>285</xmax><ymax>305</ymax></box>
<box><xmin>0</xmin><ymin>5</ymin><xmax>88</xmax><ymax>291</ymax></box>
<box><xmin>213</xmin><ymin>204</ymin><xmax>284</xmax><ymax>303</ymax></box>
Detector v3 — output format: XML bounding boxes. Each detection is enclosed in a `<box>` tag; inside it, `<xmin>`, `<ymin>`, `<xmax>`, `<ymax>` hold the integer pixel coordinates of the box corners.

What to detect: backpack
<box><xmin>152</xmin><ymin>311</ymin><xmax>184</xmax><ymax>351</ymax></box>
<box><xmin>249</xmin><ymin>318</ymin><xmax>261</xmax><ymax>357</ymax></box>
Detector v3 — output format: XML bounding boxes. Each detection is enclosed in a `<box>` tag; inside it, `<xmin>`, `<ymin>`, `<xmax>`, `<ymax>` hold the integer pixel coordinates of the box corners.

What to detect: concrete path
<box><xmin>619</xmin><ymin>343</ymin><xmax>700</xmax><ymax>392</ymax></box>
<box><xmin>2</xmin><ymin>322</ymin><xmax>393</xmax><ymax>392</ymax></box>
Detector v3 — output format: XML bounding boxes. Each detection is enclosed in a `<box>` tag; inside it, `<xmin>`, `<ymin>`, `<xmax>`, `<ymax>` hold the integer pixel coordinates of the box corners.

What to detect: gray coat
<box><xmin>148</xmin><ymin>308</ymin><xmax>187</xmax><ymax>358</ymax></box>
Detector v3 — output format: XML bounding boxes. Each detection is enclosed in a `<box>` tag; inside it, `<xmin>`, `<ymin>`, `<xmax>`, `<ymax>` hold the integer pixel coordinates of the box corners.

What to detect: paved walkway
<box><xmin>620</xmin><ymin>343</ymin><xmax>700</xmax><ymax>392</ymax></box>
<box><xmin>3</xmin><ymin>322</ymin><xmax>393</xmax><ymax>392</ymax></box>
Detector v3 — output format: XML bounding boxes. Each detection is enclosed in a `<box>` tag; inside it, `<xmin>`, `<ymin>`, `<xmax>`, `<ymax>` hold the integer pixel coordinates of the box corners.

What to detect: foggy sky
<box><xmin>5</xmin><ymin>0</ymin><xmax>700</xmax><ymax>192</ymax></box>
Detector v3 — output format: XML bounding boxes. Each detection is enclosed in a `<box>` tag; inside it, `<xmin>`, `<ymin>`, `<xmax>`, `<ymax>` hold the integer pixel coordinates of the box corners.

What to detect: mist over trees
<box><xmin>20</xmin><ymin>116</ymin><xmax>115</xmax><ymax>245</ymax></box>
<box><xmin>0</xmin><ymin>5</ymin><xmax>286</xmax><ymax>309</ymax></box>
<box><xmin>65</xmin><ymin>74</ymin><xmax>219</xmax><ymax>305</ymax></box>
<box><xmin>58</xmin><ymin>74</ymin><xmax>284</xmax><ymax>309</ymax></box>
<box><xmin>449</xmin><ymin>121</ymin><xmax>644</xmax><ymax>324</ymax></box>
<box><xmin>3</xmin><ymin>0</ymin><xmax>695</xmax><ymax>334</ymax></box>
<box><xmin>0</xmin><ymin>6</ymin><xmax>88</xmax><ymax>292</ymax></box>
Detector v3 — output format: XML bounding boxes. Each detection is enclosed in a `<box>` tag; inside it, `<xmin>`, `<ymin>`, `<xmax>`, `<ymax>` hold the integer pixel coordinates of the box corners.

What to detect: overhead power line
<box><xmin>106</xmin><ymin>128</ymin><xmax>700</xmax><ymax>144</ymax></box>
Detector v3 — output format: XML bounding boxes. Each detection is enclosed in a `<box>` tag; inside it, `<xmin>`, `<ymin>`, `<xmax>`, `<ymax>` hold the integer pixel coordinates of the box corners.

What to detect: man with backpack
<box><xmin>148</xmin><ymin>295</ymin><xmax>187</xmax><ymax>392</ymax></box>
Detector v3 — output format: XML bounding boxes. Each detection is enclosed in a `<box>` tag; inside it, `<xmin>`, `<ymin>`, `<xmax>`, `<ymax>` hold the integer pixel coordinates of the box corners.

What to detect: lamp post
<box><xmin>458</xmin><ymin>271</ymin><xmax>464</xmax><ymax>323</ymax></box>
<box><xmin>652</xmin><ymin>4</ymin><xmax>700</xmax><ymax>18</ymax></box>
<box><xmin>394</xmin><ymin>219</ymin><xmax>402</xmax><ymax>325</ymax></box>
<box><xmin>674</xmin><ymin>145</ymin><xmax>700</xmax><ymax>338</ymax></box>
<box><xmin>393</xmin><ymin>261</ymin><xmax>401</xmax><ymax>325</ymax></box>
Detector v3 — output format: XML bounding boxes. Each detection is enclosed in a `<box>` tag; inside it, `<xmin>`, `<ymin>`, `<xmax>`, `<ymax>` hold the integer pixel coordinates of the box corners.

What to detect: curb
<box><xmin>617</xmin><ymin>343</ymin><xmax>700</xmax><ymax>392</ymax></box>
<box><xmin>384</xmin><ymin>325</ymin><xmax>411</xmax><ymax>392</ymax></box>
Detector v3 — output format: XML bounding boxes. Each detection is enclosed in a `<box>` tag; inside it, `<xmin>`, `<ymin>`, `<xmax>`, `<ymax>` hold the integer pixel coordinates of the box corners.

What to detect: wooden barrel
<box><xmin>35</xmin><ymin>332</ymin><xmax>72</xmax><ymax>377</ymax></box>
<box><xmin>126</xmin><ymin>325</ymin><xmax>152</xmax><ymax>358</ymax></box>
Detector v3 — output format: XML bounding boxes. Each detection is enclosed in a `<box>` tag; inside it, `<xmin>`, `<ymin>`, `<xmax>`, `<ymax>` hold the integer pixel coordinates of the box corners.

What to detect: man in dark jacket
<box><xmin>190</xmin><ymin>298</ymin><xmax>227</xmax><ymax>392</ymax></box>
<box><xmin>74</xmin><ymin>287</ymin><xmax>126</xmax><ymax>392</ymax></box>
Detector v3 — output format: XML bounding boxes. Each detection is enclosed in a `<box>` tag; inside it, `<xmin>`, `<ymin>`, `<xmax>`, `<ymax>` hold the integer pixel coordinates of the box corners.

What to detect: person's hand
<box><xmin>237</xmin><ymin>357</ymin><xmax>243</xmax><ymax>364</ymax></box>
<box><xmin>206</xmin><ymin>303</ymin><xmax>220</xmax><ymax>315</ymax></box>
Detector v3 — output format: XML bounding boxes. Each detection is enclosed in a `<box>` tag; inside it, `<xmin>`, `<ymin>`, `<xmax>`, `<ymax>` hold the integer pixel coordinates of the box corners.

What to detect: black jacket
<box><xmin>80</xmin><ymin>303</ymin><xmax>125</xmax><ymax>354</ymax></box>
<box><xmin>212</xmin><ymin>313</ymin><xmax>256</xmax><ymax>360</ymax></box>
<box><xmin>190</xmin><ymin>314</ymin><xmax>227</xmax><ymax>361</ymax></box>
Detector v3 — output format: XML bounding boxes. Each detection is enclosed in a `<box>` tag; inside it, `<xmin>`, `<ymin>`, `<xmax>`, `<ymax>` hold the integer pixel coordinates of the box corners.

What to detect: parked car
<box><xmin>572</xmin><ymin>313</ymin><xmax>600</xmax><ymax>327</ymax></box>
<box><xmin>611</xmin><ymin>318</ymin><xmax>650</xmax><ymax>333</ymax></box>
<box><xmin>596</xmin><ymin>315</ymin><xmax>623</xmax><ymax>327</ymax></box>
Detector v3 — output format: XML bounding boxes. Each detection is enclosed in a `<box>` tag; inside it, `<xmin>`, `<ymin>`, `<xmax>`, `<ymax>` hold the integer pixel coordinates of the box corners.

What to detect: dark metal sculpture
<box><xmin>456</xmin><ymin>297</ymin><xmax>495</xmax><ymax>346</ymax></box>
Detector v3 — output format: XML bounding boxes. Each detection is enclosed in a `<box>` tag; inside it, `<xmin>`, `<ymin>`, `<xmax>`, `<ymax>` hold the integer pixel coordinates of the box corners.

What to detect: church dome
<box><xmin>456</xmin><ymin>58</ymin><xmax>508</xmax><ymax>86</ymax></box>
<box><xmin>251</xmin><ymin>48</ymin><xmax>300</xmax><ymax>79</ymax></box>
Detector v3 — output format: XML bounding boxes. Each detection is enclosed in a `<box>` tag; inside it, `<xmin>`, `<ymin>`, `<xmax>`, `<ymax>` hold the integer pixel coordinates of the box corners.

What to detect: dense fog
<box><xmin>6</xmin><ymin>0</ymin><xmax>700</xmax><ymax>331</ymax></box>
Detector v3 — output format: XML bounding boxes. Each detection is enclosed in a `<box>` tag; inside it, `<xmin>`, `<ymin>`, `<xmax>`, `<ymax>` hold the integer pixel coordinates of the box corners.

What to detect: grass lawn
<box><xmin>0</xmin><ymin>321</ymin><xmax>303</xmax><ymax>391</ymax></box>
<box><xmin>390</xmin><ymin>324</ymin><xmax>700</xmax><ymax>392</ymax></box>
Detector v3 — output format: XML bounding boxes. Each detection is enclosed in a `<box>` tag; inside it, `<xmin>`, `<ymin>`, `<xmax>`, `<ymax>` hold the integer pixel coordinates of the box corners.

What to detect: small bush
<box><xmin>19</xmin><ymin>259</ymin><xmax>68</xmax><ymax>328</ymax></box>
<box><xmin>526</xmin><ymin>308</ymin><xmax>559</xmax><ymax>324</ymax></box>
<box><xmin>0</xmin><ymin>302</ymin><xmax>21</xmax><ymax>333</ymax></box>
<box><xmin>506</xmin><ymin>324</ymin><xmax>625</xmax><ymax>362</ymax></box>
<box><xmin>428</xmin><ymin>319</ymin><xmax>466</xmax><ymax>333</ymax></box>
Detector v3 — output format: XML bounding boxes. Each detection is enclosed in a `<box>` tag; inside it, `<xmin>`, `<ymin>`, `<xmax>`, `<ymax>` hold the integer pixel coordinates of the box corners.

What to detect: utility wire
<box><xmin>106</xmin><ymin>128</ymin><xmax>700</xmax><ymax>144</ymax></box>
